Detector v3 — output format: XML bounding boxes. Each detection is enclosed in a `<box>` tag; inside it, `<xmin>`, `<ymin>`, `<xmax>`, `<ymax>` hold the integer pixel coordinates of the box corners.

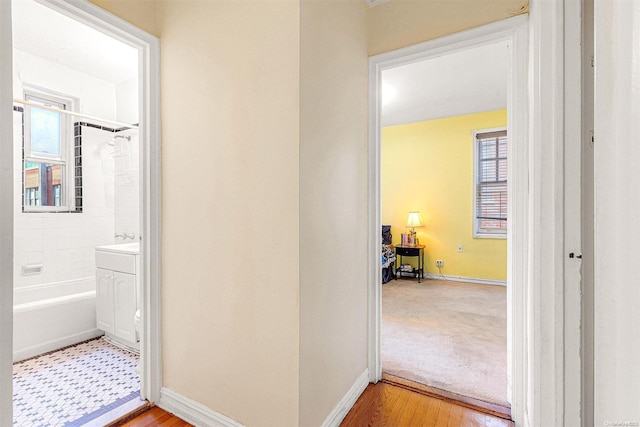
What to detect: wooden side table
<box><xmin>394</xmin><ymin>245</ymin><xmax>425</xmax><ymax>283</ymax></box>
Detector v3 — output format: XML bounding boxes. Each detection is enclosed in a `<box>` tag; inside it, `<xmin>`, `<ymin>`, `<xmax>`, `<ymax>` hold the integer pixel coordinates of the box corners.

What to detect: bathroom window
<box><xmin>22</xmin><ymin>90</ymin><xmax>77</xmax><ymax>212</ymax></box>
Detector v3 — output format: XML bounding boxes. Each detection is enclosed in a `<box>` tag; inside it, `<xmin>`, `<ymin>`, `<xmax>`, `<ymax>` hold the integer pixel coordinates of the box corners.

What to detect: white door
<box><xmin>113</xmin><ymin>271</ymin><xmax>137</xmax><ymax>344</ymax></box>
<box><xmin>96</xmin><ymin>268</ymin><xmax>115</xmax><ymax>334</ymax></box>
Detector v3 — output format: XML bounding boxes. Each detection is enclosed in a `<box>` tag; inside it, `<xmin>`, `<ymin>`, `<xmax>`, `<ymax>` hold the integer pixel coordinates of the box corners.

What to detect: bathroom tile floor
<box><xmin>13</xmin><ymin>337</ymin><xmax>143</xmax><ymax>427</ymax></box>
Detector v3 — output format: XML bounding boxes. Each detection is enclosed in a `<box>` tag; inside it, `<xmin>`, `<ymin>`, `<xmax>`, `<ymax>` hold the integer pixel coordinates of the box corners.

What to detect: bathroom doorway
<box><xmin>3</xmin><ymin>0</ymin><xmax>161</xmax><ymax>425</ymax></box>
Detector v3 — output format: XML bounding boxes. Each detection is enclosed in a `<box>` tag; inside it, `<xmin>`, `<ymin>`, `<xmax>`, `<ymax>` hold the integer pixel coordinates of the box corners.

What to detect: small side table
<box><xmin>395</xmin><ymin>245</ymin><xmax>425</xmax><ymax>283</ymax></box>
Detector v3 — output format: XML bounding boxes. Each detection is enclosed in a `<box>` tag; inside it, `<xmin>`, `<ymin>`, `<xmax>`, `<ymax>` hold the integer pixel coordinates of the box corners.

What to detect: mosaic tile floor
<box><xmin>13</xmin><ymin>338</ymin><xmax>141</xmax><ymax>427</ymax></box>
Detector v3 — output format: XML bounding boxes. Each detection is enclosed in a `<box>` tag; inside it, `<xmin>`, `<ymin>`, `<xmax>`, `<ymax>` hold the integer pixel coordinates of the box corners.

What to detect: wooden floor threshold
<box><xmin>106</xmin><ymin>401</ymin><xmax>153</xmax><ymax>427</ymax></box>
<box><xmin>382</xmin><ymin>373</ymin><xmax>512</xmax><ymax>420</ymax></box>
<box><xmin>115</xmin><ymin>406</ymin><xmax>193</xmax><ymax>426</ymax></box>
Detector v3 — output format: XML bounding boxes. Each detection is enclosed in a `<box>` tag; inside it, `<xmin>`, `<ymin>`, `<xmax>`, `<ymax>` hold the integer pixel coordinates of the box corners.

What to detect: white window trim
<box><xmin>472</xmin><ymin>126</ymin><xmax>507</xmax><ymax>239</ymax></box>
<box><xmin>22</xmin><ymin>87</ymin><xmax>78</xmax><ymax>213</ymax></box>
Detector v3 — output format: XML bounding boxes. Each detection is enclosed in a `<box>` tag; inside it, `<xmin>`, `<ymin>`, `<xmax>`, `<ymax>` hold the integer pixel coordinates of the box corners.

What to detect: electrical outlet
<box><xmin>435</xmin><ymin>260</ymin><xmax>444</xmax><ymax>267</ymax></box>
<box><xmin>458</xmin><ymin>244</ymin><xmax>463</xmax><ymax>253</ymax></box>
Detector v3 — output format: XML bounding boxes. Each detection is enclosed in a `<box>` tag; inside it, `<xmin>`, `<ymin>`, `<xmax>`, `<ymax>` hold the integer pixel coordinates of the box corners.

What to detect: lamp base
<box><xmin>409</xmin><ymin>231</ymin><xmax>417</xmax><ymax>246</ymax></box>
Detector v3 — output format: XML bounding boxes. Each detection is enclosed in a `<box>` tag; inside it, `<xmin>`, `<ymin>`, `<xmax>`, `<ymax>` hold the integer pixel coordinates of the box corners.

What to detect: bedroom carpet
<box><xmin>382</xmin><ymin>279</ymin><xmax>508</xmax><ymax>407</ymax></box>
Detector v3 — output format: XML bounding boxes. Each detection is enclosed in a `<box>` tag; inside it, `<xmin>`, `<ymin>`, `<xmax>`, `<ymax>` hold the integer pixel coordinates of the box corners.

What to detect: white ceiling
<box><xmin>11</xmin><ymin>0</ymin><xmax>505</xmax><ymax>121</ymax></box>
<box><xmin>381</xmin><ymin>41</ymin><xmax>509</xmax><ymax>127</ymax></box>
<box><xmin>11</xmin><ymin>0</ymin><xmax>138</xmax><ymax>85</ymax></box>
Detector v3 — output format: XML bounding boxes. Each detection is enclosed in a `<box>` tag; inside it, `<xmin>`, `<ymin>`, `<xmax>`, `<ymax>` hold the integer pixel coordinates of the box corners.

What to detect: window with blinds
<box><xmin>474</xmin><ymin>129</ymin><xmax>507</xmax><ymax>237</ymax></box>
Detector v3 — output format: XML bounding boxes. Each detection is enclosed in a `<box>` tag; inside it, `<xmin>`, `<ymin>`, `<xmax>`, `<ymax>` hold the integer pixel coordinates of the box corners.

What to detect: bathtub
<box><xmin>13</xmin><ymin>278</ymin><xmax>103</xmax><ymax>362</ymax></box>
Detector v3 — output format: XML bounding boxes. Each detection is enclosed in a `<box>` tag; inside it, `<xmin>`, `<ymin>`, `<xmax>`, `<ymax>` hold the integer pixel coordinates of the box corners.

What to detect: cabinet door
<box><xmin>96</xmin><ymin>268</ymin><xmax>114</xmax><ymax>334</ymax></box>
<box><xmin>113</xmin><ymin>271</ymin><xmax>137</xmax><ymax>344</ymax></box>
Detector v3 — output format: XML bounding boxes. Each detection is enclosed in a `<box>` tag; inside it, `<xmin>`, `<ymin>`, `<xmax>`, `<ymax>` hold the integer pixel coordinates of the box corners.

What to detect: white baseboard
<box><xmin>13</xmin><ymin>329</ymin><xmax>103</xmax><ymax>362</ymax></box>
<box><xmin>158</xmin><ymin>370</ymin><xmax>369</xmax><ymax>427</ymax></box>
<box><xmin>159</xmin><ymin>387</ymin><xmax>244</xmax><ymax>427</ymax></box>
<box><xmin>321</xmin><ymin>369</ymin><xmax>369</xmax><ymax>427</ymax></box>
<box><xmin>424</xmin><ymin>273</ymin><xmax>506</xmax><ymax>286</ymax></box>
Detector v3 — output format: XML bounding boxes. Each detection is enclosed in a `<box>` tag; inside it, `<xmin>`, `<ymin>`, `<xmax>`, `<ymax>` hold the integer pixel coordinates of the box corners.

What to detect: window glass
<box><xmin>24</xmin><ymin>162</ymin><xmax>64</xmax><ymax>207</ymax></box>
<box><xmin>30</xmin><ymin>106</ymin><xmax>61</xmax><ymax>156</ymax></box>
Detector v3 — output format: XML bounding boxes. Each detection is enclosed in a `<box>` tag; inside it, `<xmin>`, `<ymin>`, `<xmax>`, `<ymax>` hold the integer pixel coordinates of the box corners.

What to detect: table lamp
<box><xmin>406</xmin><ymin>211</ymin><xmax>423</xmax><ymax>245</ymax></box>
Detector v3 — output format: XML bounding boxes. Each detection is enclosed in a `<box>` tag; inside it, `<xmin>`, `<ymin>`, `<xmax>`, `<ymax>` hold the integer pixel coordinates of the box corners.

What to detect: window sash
<box><xmin>474</xmin><ymin>129</ymin><xmax>507</xmax><ymax>236</ymax></box>
<box><xmin>22</xmin><ymin>160</ymin><xmax>68</xmax><ymax>210</ymax></box>
<box><xmin>21</xmin><ymin>90</ymin><xmax>76</xmax><ymax>212</ymax></box>
<box><xmin>24</xmin><ymin>92</ymin><xmax>68</xmax><ymax>162</ymax></box>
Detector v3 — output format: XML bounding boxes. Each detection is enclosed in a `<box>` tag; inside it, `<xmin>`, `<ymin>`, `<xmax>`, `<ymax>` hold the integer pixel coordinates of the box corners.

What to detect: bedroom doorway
<box><xmin>368</xmin><ymin>15</ymin><xmax>529</xmax><ymax>423</ymax></box>
<box><xmin>379</xmin><ymin>41</ymin><xmax>510</xmax><ymax>414</ymax></box>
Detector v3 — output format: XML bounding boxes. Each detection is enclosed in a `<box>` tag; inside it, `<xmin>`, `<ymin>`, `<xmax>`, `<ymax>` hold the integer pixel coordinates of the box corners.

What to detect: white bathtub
<box><xmin>13</xmin><ymin>278</ymin><xmax>103</xmax><ymax>362</ymax></box>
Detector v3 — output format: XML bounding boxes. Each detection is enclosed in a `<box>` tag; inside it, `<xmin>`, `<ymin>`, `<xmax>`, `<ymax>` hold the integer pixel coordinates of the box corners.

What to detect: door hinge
<box><xmin>590</xmin><ymin>130</ymin><xmax>594</xmax><ymax>148</ymax></box>
<box><xmin>591</xmin><ymin>55</ymin><xmax>595</xmax><ymax>68</ymax></box>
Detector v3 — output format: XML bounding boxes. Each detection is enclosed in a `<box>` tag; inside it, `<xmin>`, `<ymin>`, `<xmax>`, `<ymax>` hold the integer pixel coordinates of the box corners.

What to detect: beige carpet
<box><xmin>382</xmin><ymin>279</ymin><xmax>508</xmax><ymax>407</ymax></box>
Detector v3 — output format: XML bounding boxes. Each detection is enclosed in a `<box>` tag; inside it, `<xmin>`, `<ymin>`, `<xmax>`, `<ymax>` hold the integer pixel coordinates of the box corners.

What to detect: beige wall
<box><xmin>157</xmin><ymin>1</ymin><xmax>300</xmax><ymax>425</ymax></box>
<box><xmin>368</xmin><ymin>0</ymin><xmax>522</xmax><ymax>55</ymax></box>
<box><xmin>85</xmin><ymin>0</ymin><xmax>522</xmax><ymax>425</ymax></box>
<box><xmin>299</xmin><ymin>1</ymin><xmax>369</xmax><ymax>426</ymax></box>
<box><xmin>89</xmin><ymin>0</ymin><xmax>158</xmax><ymax>37</ymax></box>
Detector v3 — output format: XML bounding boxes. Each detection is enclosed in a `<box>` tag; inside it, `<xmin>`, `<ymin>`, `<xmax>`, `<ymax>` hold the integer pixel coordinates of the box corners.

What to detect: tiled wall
<box><xmin>13</xmin><ymin>112</ymin><xmax>116</xmax><ymax>288</ymax></box>
<box><xmin>12</xmin><ymin>47</ymin><xmax>139</xmax><ymax>292</ymax></box>
<box><xmin>114</xmin><ymin>77</ymin><xmax>140</xmax><ymax>241</ymax></box>
<box><xmin>113</xmin><ymin>133</ymin><xmax>140</xmax><ymax>241</ymax></box>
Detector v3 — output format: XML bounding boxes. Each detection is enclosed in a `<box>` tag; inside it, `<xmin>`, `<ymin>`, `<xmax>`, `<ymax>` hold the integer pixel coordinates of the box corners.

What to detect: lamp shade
<box><xmin>406</xmin><ymin>211</ymin><xmax>423</xmax><ymax>228</ymax></box>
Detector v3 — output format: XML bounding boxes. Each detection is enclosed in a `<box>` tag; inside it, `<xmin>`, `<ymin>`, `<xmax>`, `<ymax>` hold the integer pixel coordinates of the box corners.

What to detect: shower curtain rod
<box><xmin>13</xmin><ymin>98</ymin><xmax>138</xmax><ymax>130</ymax></box>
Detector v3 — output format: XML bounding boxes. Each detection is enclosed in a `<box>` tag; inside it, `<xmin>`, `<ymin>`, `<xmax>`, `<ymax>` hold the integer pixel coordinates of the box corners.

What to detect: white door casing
<box><xmin>563</xmin><ymin>0</ymin><xmax>585</xmax><ymax>424</ymax></box>
<box><xmin>0</xmin><ymin>1</ymin><xmax>14</xmax><ymax>425</ymax></box>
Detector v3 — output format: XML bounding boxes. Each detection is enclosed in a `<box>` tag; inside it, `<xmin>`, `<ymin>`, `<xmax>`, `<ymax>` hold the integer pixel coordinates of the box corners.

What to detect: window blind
<box><xmin>476</xmin><ymin>130</ymin><xmax>507</xmax><ymax>233</ymax></box>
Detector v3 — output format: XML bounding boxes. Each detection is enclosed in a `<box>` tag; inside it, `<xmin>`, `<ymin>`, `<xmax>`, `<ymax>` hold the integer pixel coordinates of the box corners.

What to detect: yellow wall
<box><xmin>368</xmin><ymin>0</ymin><xmax>522</xmax><ymax>56</ymax></box>
<box><xmin>382</xmin><ymin>110</ymin><xmax>507</xmax><ymax>280</ymax></box>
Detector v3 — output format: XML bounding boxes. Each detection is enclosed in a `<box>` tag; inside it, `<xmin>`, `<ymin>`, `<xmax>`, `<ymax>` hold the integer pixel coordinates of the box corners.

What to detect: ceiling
<box><xmin>11</xmin><ymin>0</ymin><xmax>138</xmax><ymax>85</ymax></box>
<box><xmin>11</xmin><ymin>0</ymin><xmax>506</xmax><ymax>121</ymax></box>
<box><xmin>381</xmin><ymin>41</ymin><xmax>509</xmax><ymax>127</ymax></box>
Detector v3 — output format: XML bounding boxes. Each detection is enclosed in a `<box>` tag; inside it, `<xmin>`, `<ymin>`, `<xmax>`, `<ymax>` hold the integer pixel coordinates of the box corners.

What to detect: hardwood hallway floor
<box><xmin>340</xmin><ymin>382</ymin><xmax>514</xmax><ymax>427</ymax></box>
<box><xmin>119</xmin><ymin>382</ymin><xmax>513</xmax><ymax>426</ymax></box>
<box><xmin>117</xmin><ymin>407</ymin><xmax>192</xmax><ymax>426</ymax></box>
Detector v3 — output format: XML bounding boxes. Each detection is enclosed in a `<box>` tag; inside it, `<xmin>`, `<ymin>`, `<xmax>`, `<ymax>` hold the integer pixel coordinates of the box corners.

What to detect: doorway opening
<box><xmin>379</xmin><ymin>41</ymin><xmax>510</xmax><ymax>415</ymax></box>
<box><xmin>369</xmin><ymin>15</ymin><xmax>529</xmax><ymax>424</ymax></box>
<box><xmin>3</xmin><ymin>0</ymin><xmax>161</xmax><ymax>425</ymax></box>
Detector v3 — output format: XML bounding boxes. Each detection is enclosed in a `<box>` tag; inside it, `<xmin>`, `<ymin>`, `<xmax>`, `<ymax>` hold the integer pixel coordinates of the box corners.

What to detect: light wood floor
<box><xmin>340</xmin><ymin>382</ymin><xmax>514</xmax><ymax>427</ymax></box>
<box><xmin>119</xmin><ymin>382</ymin><xmax>513</xmax><ymax>427</ymax></box>
<box><xmin>116</xmin><ymin>406</ymin><xmax>193</xmax><ymax>426</ymax></box>
<box><xmin>382</xmin><ymin>373</ymin><xmax>511</xmax><ymax>419</ymax></box>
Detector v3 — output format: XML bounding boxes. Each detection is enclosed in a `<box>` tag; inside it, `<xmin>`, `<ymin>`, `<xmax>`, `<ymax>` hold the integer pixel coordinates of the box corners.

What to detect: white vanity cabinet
<box><xmin>95</xmin><ymin>243</ymin><xmax>140</xmax><ymax>351</ymax></box>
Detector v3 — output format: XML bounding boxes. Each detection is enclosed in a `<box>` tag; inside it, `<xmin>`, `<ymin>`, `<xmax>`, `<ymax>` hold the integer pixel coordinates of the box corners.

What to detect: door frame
<box><xmin>0</xmin><ymin>1</ymin><xmax>15</xmax><ymax>424</ymax></box>
<box><xmin>0</xmin><ymin>1</ymin><xmax>162</xmax><ymax>422</ymax></box>
<box><xmin>367</xmin><ymin>15</ymin><xmax>529</xmax><ymax>423</ymax></box>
